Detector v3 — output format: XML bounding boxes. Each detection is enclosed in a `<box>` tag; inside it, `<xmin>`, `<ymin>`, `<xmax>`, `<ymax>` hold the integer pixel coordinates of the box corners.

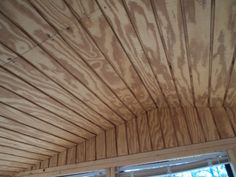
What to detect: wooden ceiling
<box><xmin>0</xmin><ymin>0</ymin><xmax>236</xmax><ymax>176</ymax></box>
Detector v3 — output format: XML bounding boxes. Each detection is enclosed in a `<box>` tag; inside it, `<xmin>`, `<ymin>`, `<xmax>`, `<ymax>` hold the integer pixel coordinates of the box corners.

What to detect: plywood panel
<box><xmin>0</xmin><ymin>153</ymin><xmax>38</xmax><ymax>165</ymax></box>
<box><xmin>125</xmin><ymin>0</ymin><xmax>179</xmax><ymax>107</ymax></box>
<box><xmin>0</xmin><ymin>160</ymin><xmax>30</xmax><ymax>169</ymax></box>
<box><xmin>85</xmin><ymin>137</ymin><xmax>96</xmax><ymax>161</ymax></box>
<box><xmin>183</xmin><ymin>107</ymin><xmax>205</xmax><ymax>144</ymax></box>
<box><xmin>72</xmin><ymin>0</ymin><xmax>155</xmax><ymax>111</ymax></box>
<box><xmin>182</xmin><ymin>0</ymin><xmax>211</xmax><ymax>106</ymax></box>
<box><xmin>32</xmin><ymin>0</ymin><xmax>144</xmax><ymax>117</ymax></box>
<box><xmin>211</xmin><ymin>107</ymin><xmax>235</xmax><ymax>139</ymax></box>
<box><xmin>76</xmin><ymin>142</ymin><xmax>86</xmax><ymax>163</ymax></box>
<box><xmin>58</xmin><ymin>151</ymin><xmax>67</xmax><ymax>166</ymax></box>
<box><xmin>170</xmin><ymin>107</ymin><xmax>191</xmax><ymax>146</ymax></box>
<box><xmin>147</xmin><ymin>109</ymin><xmax>164</xmax><ymax>150</ymax></box>
<box><xmin>0</xmin><ymin>166</ymin><xmax>22</xmax><ymax>172</ymax></box>
<box><xmin>136</xmin><ymin>113</ymin><xmax>152</xmax><ymax>152</ymax></box>
<box><xmin>0</xmin><ymin>0</ymin><xmax>55</xmax><ymax>44</ymax></box>
<box><xmin>197</xmin><ymin>107</ymin><xmax>219</xmax><ymax>141</ymax></box>
<box><xmin>0</xmin><ymin>116</ymin><xmax>75</xmax><ymax>147</ymax></box>
<box><xmin>228</xmin><ymin>107</ymin><xmax>236</xmax><ymax>132</ymax></box>
<box><xmin>153</xmin><ymin>0</ymin><xmax>193</xmax><ymax>106</ymax></box>
<box><xmin>98</xmin><ymin>0</ymin><xmax>167</xmax><ymax>107</ymax></box>
<box><xmin>106</xmin><ymin>128</ymin><xmax>117</xmax><ymax>158</ymax></box>
<box><xmin>126</xmin><ymin>119</ymin><xmax>140</xmax><ymax>154</ymax></box>
<box><xmin>116</xmin><ymin>124</ymin><xmax>128</xmax><ymax>156</ymax></box>
<box><xmin>0</xmin><ymin>146</ymin><xmax>48</xmax><ymax>160</ymax></box>
<box><xmin>159</xmin><ymin>108</ymin><xmax>177</xmax><ymax>148</ymax></box>
<box><xmin>67</xmin><ymin>147</ymin><xmax>76</xmax><ymax>165</ymax></box>
<box><xmin>0</xmin><ymin>128</ymin><xmax>65</xmax><ymax>152</ymax></box>
<box><xmin>96</xmin><ymin>132</ymin><xmax>106</xmax><ymax>160</ymax></box>
<box><xmin>40</xmin><ymin>159</ymin><xmax>49</xmax><ymax>169</ymax></box>
<box><xmin>49</xmin><ymin>154</ymin><xmax>58</xmax><ymax>168</ymax></box>
<box><xmin>211</xmin><ymin>0</ymin><xmax>236</xmax><ymax>106</ymax></box>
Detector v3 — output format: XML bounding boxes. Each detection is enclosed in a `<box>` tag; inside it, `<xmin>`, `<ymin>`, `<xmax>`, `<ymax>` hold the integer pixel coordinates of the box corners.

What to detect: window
<box><xmin>117</xmin><ymin>152</ymin><xmax>234</xmax><ymax>177</ymax></box>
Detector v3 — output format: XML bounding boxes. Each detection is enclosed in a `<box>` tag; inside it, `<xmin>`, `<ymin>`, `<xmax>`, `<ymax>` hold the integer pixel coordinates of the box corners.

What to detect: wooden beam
<box><xmin>16</xmin><ymin>138</ymin><xmax>236</xmax><ymax>177</ymax></box>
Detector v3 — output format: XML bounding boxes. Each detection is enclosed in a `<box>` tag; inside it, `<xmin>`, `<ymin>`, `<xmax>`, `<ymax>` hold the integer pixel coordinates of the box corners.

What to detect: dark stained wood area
<box><xmin>0</xmin><ymin>0</ymin><xmax>236</xmax><ymax>176</ymax></box>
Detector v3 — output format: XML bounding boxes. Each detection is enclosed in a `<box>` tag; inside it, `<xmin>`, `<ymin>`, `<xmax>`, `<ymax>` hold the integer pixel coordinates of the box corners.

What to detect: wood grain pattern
<box><xmin>126</xmin><ymin>119</ymin><xmax>140</xmax><ymax>154</ymax></box>
<box><xmin>153</xmin><ymin>0</ymin><xmax>193</xmax><ymax>106</ymax></box>
<box><xmin>228</xmin><ymin>107</ymin><xmax>236</xmax><ymax>133</ymax></box>
<box><xmin>96</xmin><ymin>131</ymin><xmax>106</xmax><ymax>160</ymax></box>
<box><xmin>40</xmin><ymin>159</ymin><xmax>49</xmax><ymax>169</ymax></box>
<box><xmin>0</xmin><ymin>0</ymin><xmax>55</xmax><ymax>44</ymax></box>
<box><xmin>106</xmin><ymin>128</ymin><xmax>117</xmax><ymax>158</ymax></box>
<box><xmin>58</xmin><ymin>151</ymin><xmax>67</xmax><ymax>166</ymax></box>
<box><xmin>211</xmin><ymin>0</ymin><xmax>236</xmax><ymax>106</ymax></box>
<box><xmin>0</xmin><ymin>160</ymin><xmax>30</xmax><ymax>169</ymax></box>
<box><xmin>0</xmin><ymin>153</ymin><xmax>38</xmax><ymax>165</ymax></box>
<box><xmin>170</xmin><ymin>107</ymin><xmax>191</xmax><ymax>146</ymax></box>
<box><xmin>76</xmin><ymin>142</ymin><xmax>86</xmax><ymax>163</ymax></box>
<box><xmin>211</xmin><ymin>107</ymin><xmax>235</xmax><ymax>139</ymax></box>
<box><xmin>183</xmin><ymin>107</ymin><xmax>205</xmax><ymax>144</ymax></box>
<box><xmin>182</xmin><ymin>0</ymin><xmax>211</xmax><ymax>106</ymax></box>
<box><xmin>98</xmin><ymin>0</ymin><xmax>167</xmax><ymax>107</ymax></box>
<box><xmin>136</xmin><ymin>113</ymin><xmax>152</xmax><ymax>152</ymax></box>
<box><xmin>0</xmin><ymin>146</ymin><xmax>48</xmax><ymax>161</ymax></box>
<box><xmin>71</xmin><ymin>0</ymin><xmax>155</xmax><ymax>111</ymax></box>
<box><xmin>116</xmin><ymin>124</ymin><xmax>128</xmax><ymax>156</ymax></box>
<box><xmin>30</xmin><ymin>0</ymin><xmax>144</xmax><ymax>118</ymax></box>
<box><xmin>49</xmin><ymin>154</ymin><xmax>58</xmax><ymax>168</ymax></box>
<box><xmin>67</xmin><ymin>146</ymin><xmax>76</xmax><ymax>165</ymax></box>
<box><xmin>158</xmin><ymin>108</ymin><xmax>177</xmax><ymax>148</ymax></box>
<box><xmin>124</xmin><ymin>0</ymin><xmax>179</xmax><ymax>107</ymax></box>
<box><xmin>147</xmin><ymin>109</ymin><xmax>164</xmax><ymax>150</ymax></box>
<box><xmin>197</xmin><ymin>107</ymin><xmax>219</xmax><ymax>141</ymax></box>
<box><xmin>85</xmin><ymin>137</ymin><xmax>96</xmax><ymax>161</ymax></box>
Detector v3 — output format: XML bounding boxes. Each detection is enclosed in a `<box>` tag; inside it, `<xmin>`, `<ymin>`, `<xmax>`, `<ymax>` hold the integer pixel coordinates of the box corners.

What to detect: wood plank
<box><xmin>32</xmin><ymin>163</ymin><xmax>40</xmax><ymax>171</ymax></box>
<box><xmin>124</xmin><ymin>0</ymin><xmax>179</xmax><ymax>107</ymax></box>
<box><xmin>67</xmin><ymin>147</ymin><xmax>76</xmax><ymax>165</ymax></box>
<box><xmin>40</xmin><ymin>34</ymin><xmax>121</xmax><ymax>127</ymax></box>
<box><xmin>136</xmin><ymin>113</ymin><xmax>152</xmax><ymax>152</ymax></box>
<box><xmin>0</xmin><ymin>79</ymin><xmax>91</xmax><ymax>141</ymax></box>
<box><xmin>0</xmin><ymin>160</ymin><xmax>30</xmax><ymax>169</ymax></box>
<box><xmin>183</xmin><ymin>107</ymin><xmax>205</xmax><ymax>144</ymax></box>
<box><xmin>76</xmin><ymin>142</ymin><xmax>86</xmax><ymax>163</ymax></box>
<box><xmin>0</xmin><ymin>171</ymin><xmax>15</xmax><ymax>177</ymax></box>
<box><xmin>227</xmin><ymin>107</ymin><xmax>236</xmax><ymax>133</ymax></box>
<box><xmin>40</xmin><ymin>159</ymin><xmax>49</xmax><ymax>169</ymax></box>
<box><xmin>147</xmin><ymin>109</ymin><xmax>164</xmax><ymax>150</ymax></box>
<box><xmin>106</xmin><ymin>128</ymin><xmax>117</xmax><ymax>158</ymax></box>
<box><xmin>153</xmin><ymin>0</ymin><xmax>193</xmax><ymax>106</ymax></box>
<box><xmin>30</xmin><ymin>0</ymin><xmax>143</xmax><ymax>118</ymax></box>
<box><xmin>182</xmin><ymin>0</ymin><xmax>211</xmax><ymax>106</ymax></box>
<box><xmin>96</xmin><ymin>131</ymin><xmax>106</xmax><ymax>160</ymax></box>
<box><xmin>0</xmin><ymin>13</ymin><xmax>34</xmax><ymax>62</ymax></box>
<box><xmin>170</xmin><ymin>107</ymin><xmax>191</xmax><ymax>146</ymax></box>
<box><xmin>126</xmin><ymin>119</ymin><xmax>140</xmax><ymax>154</ymax></box>
<box><xmin>197</xmin><ymin>107</ymin><xmax>219</xmax><ymax>141</ymax></box>
<box><xmin>158</xmin><ymin>108</ymin><xmax>177</xmax><ymax>148</ymax></box>
<box><xmin>58</xmin><ymin>151</ymin><xmax>67</xmax><ymax>166</ymax></box>
<box><xmin>0</xmin><ymin>128</ymin><xmax>65</xmax><ymax>152</ymax></box>
<box><xmin>85</xmin><ymin>137</ymin><xmax>96</xmax><ymax>161</ymax></box>
<box><xmin>19</xmin><ymin>46</ymin><xmax>103</xmax><ymax>135</ymax></box>
<box><xmin>116</xmin><ymin>124</ymin><xmax>128</xmax><ymax>156</ymax></box>
<box><xmin>211</xmin><ymin>107</ymin><xmax>235</xmax><ymax>139</ymax></box>
<box><xmin>0</xmin><ymin>146</ymin><xmax>48</xmax><ymax>161</ymax></box>
<box><xmin>0</xmin><ymin>0</ymin><xmax>55</xmax><ymax>44</ymax></box>
<box><xmin>49</xmin><ymin>154</ymin><xmax>58</xmax><ymax>168</ymax></box>
<box><xmin>0</xmin><ymin>166</ymin><xmax>23</xmax><ymax>172</ymax></box>
<box><xmin>0</xmin><ymin>153</ymin><xmax>38</xmax><ymax>165</ymax></box>
<box><xmin>0</xmin><ymin>101</ymin><xmax>83</xmax><ymax>144</ymax></box>
<box><xmin>211</xmin><ymin>0</ymin><xmax>236</xmax><ymax>106</ymax></box>
<box><xmin>98</xmin><ymin>0</ymin><xmax>167</xmax><ymax>107</ymax></box>
<box><xmin>70</xmin><ymin>0</ymin><xmax>155</xmax><ymax>111</ymax></box>
<box><xmin>0</xmin><ymin>137</ymin><xmax>55</xmax><ymax>156</ymax></box>
<box><xmin>0</xmin><ymin>116</ymin><xmax>75</xmax><ymax>148</ymax></box>
<box><xmin>30</xmin><ymin>0</ymin><xmax>76</xmax><ymax>30</ymax></box>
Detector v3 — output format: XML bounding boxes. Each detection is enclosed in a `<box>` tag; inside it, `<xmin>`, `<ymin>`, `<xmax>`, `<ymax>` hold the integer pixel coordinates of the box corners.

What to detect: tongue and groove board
<box><xmin>1</xmin><ymin>0</ymin><xmax>236</xmax><ymax>176</ymax></box>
